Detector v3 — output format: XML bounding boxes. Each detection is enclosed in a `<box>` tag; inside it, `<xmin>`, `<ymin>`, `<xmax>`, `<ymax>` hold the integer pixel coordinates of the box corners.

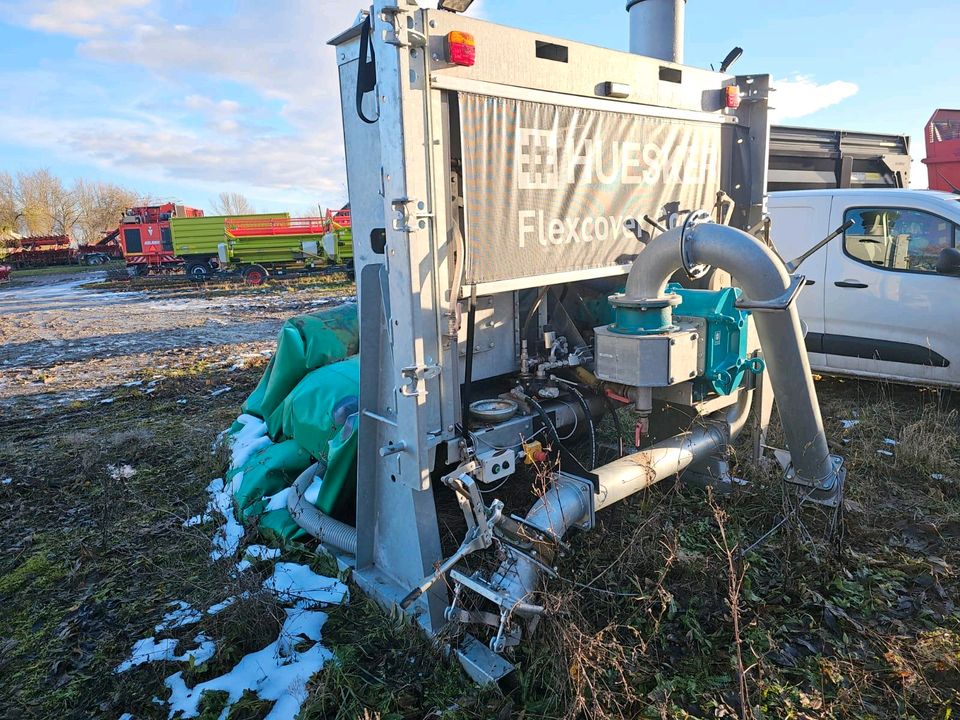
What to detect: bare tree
<box><xmin>16</xmin><ymin>169</ymin><xmax>62</xmax><ymax>236</ymax></box>
<box><xmin>0</xmin><ymin>172</ymin><xmax>18</xmax><ymax>238</ymax></box>
<box><xmin>72</xmin><ymin>179</ymin><xmax>140</xmax><ymax>245</ymax></box>
<box><xmin>210</xmin><ymin>191</ymin><xmax>255</xmax><ymax>216</ymax></box>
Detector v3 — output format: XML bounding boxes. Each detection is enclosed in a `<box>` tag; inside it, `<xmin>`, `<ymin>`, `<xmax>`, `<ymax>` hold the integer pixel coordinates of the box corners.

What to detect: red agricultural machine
<box><xmin>923</xmin><ymin>109</ymin><xmax>960</xmax><ymax>193</ymax></box>
<box><xmin>108</xmin><ymin>203</ymin><xmax>204</xmax><ymax>275</ymax></box>
<box><xmin>1</xmin><ymin>235</ymin><xmax>73</xmax><ymax>267</ymax></box>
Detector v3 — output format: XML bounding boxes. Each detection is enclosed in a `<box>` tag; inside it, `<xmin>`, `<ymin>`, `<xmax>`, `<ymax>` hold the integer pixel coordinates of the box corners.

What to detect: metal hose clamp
<box><xmin>679</xmin><ymin>209</ymin><xmax>713</xmax><ymax>279</ymax></box>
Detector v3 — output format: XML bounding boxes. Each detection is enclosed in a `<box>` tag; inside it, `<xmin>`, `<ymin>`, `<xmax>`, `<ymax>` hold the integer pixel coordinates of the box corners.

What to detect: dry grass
<box><xmin>1</xmin><ymin>360</ymin><xmax>957</xmax><ymax>719</ymax></box>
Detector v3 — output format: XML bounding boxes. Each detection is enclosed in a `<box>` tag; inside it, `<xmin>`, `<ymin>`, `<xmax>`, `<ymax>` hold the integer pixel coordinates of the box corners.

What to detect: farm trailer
<box><xmin>282</xmin><ymin>0</ymin><xmax>853</xmax><ymax>683</ymax></box>
<box><xmin>171</xmin><ymin>212</ymin><xmax>353</xmax><ymax>283</ymax></box>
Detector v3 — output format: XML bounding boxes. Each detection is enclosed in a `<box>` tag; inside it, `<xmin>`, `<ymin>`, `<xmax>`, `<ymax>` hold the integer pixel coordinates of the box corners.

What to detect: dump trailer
<box><xmin>172</xmin><ymin>213</ymin><xmax>352</xmax><ymax>282</ymax></box>
<box><xmin>312</xmin><ymin>0</ymin><xmax>847</xmax><ymax>683</ymax></box>
<box><xmin>923</xmin><ymin>109</ymin><xmax>960</xmax><ymax>192</ymax></box>
<box><xmin>768</xmin><ymin>124</ymin><xmax>911</xmax><ymax>191</ymax></box>
<box><xmin>170</xmin><ymin>213</ymin><xmax>288</xmax><ymax>279</ymax></box>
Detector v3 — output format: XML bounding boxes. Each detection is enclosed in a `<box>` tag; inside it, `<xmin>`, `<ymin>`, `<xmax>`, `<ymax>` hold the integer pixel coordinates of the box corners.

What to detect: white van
<box><xmin>767</xmin><ymin>189</ymin><xmax>960</xmax><ymax>389</ymax></box>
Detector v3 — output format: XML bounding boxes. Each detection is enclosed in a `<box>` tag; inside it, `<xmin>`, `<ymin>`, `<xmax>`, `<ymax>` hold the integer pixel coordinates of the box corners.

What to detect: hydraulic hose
<box><xmin>287</xmin><ymin>462</ymin><xmax>358</xmax><ymax>555</ymax></box>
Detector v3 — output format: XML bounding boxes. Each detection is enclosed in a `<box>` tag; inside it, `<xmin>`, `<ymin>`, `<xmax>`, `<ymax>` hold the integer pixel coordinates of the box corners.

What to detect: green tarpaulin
<box><xmin>228</xmin><ymin>302</ymin><xmax>360</xmax><ymax>544</ymax></box>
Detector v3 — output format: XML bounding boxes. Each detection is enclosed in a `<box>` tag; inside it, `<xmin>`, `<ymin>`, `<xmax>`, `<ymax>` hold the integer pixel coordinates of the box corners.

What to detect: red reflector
<box><xmin>724</xmin><ymin>85</ymin><xmax>742</xmax><ymax>109</ymax></box>
<box><xmin>447</xmin><ymin>31</ymin><xmax>476</xmax><ymax>67</ymax></box>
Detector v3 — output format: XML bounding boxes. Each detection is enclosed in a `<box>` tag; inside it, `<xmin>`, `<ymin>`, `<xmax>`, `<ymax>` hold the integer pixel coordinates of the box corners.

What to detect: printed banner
<box><xmin>459</xmin><ymin>92</ymin><xmax>723</xmax><ymax>285</ymax></box>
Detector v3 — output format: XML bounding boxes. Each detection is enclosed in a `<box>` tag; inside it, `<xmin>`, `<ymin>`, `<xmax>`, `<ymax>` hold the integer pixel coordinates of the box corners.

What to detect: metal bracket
<box><xmin>399</xmin><ymin>363</ymin><xmax>441</xmax><ymax>396</ymax></box>
<box><xmin>390</xmin><ymin>196</ymin><xmax>433</xmax><ymax>233</ymax></box>
<box><xmin>781</xmin><ymin>453</ymin><xmax>846</xmax><ymax>508</ymax></box>
<box><xmin>735</xmin><ymin>274</ymin><xmax>805</xmax><ymax>313</ymax></box>
<box><xmin>558</xmin><ymin>472</ymin><xmax>596</xmax><ymax>531</ymax></box>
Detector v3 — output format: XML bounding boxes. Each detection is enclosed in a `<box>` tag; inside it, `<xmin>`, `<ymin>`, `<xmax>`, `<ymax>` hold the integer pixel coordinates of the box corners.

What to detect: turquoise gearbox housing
<box><xmin>666</xmin><ymin>283</ymin><xmax>764</xmax><ymax>398</ymax></box>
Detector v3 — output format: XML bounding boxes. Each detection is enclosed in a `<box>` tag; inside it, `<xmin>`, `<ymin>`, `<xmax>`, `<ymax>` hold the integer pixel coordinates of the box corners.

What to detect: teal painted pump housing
<box><xmin>608</xmin><ymin>283</ymin><xmax>764</xmax><ymax>399</ymax></box>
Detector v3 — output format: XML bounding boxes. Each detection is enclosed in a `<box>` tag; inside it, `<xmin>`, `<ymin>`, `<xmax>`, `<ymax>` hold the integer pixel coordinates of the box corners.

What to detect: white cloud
<box><xmin>0</xmin><ymin>1</ymin><xmax>488</xmax><ymax>208</ymax></box>
<box><xmin>769</xmin><ymin>74</ymin><xmax>859</xmax><ymax>123</ymax></box>
<box><xmin>23</xmin><ymin>0</ymin><xmax>150</xmax><ymax>38</ymax></box>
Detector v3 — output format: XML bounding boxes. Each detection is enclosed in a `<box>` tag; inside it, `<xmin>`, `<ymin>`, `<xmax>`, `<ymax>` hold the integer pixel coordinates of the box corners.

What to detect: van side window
<box><xmin>843</xmin><ymin>207</ymin><xmax>957</xmax><ymax>273</ymax></box>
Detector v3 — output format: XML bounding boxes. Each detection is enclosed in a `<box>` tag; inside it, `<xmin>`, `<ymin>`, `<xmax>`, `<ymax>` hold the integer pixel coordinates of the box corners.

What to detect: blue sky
<box><xmin>0</xmin><ymin>1</ymin><xmax>953</xmax><ymax>214</ymax></box>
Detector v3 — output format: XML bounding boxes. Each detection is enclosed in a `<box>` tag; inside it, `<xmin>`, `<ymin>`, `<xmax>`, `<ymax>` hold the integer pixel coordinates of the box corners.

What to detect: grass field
<box><xmin>1</xmin><ymin>354</ymin><xmax>957</xmax><ymax>718</ymax></box>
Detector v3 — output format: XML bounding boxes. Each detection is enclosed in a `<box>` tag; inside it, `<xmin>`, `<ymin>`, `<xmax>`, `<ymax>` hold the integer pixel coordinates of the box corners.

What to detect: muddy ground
<box><xmin>0</xmin><ymin>271</ymin><xmax>354</xmax><ymax>414</ymax></box>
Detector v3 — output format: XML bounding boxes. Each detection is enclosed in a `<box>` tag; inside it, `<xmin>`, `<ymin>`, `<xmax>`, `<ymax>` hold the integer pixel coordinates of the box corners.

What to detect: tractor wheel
<box><xmin>131</xmin><ymin>264</ymin><xmax>149</xmax><ymax>277</ymax></box>
<box><xmin>187</xmin><ymin>262</ymin><xmax>211</xmax><ymax>280</ymax></box>
<box><xmin>243</xmin><ymin>264</ymin><xmax>267</xmax><ymax>286</ymax></box>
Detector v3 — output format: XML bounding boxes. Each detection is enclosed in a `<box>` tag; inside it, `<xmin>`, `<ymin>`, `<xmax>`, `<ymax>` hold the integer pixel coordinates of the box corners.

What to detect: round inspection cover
<box><xmin>469</xmin><ymin>398</ymin><xmax>519</xmax><ymax>423</ymax></box>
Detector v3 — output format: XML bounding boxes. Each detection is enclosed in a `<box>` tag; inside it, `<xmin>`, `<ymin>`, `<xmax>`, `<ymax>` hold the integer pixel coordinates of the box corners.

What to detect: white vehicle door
<box><xmin>821</xmin><ymin>199</ymin><xmax>960</xmax><ymax>387</ymax></box>
<box><xmin>768</xmin><ymin>195</ymin><xmax>833</xmax><ymax>370</ymax></box>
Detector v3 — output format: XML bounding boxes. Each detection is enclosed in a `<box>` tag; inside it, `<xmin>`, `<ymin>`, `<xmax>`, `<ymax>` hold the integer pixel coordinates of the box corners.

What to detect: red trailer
<box><xmin>922</xmin><ymin>109</ymin><xmax>960</xmax><ymax>192</ymax></box>
<box><xmin>113</xmin><ymin>203</ymin><xmax>204</xmax><ymax>275</ymax></box>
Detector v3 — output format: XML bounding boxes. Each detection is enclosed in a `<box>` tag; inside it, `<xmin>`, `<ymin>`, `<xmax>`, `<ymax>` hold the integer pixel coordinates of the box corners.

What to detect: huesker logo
<box><xmin>516</xmin><ymin>125</ymin><xmax>714</xmax><ymax>190</ymax></box>
<box><xmin>517</xmin><ymin>128</ymin><xmax>559</xmax><ymax>190</ymax></box>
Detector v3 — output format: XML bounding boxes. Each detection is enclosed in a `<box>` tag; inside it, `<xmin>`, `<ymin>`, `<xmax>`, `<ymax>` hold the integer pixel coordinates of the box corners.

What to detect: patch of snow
<box><xmin>1</xmin><ymin>478</ymin><xmax>11</xmax><ymax>485</ymax></box>
<box><xmin>840</xmin><ymin>419</ymin><xmax>859</xmax><ymax>429</ymax></box>
<box><xmin>883</xmin><ymin>438</ymin><xmax>898</xmax><ymax>446</ymax></box>
<box><xmin>184</xmin><ymin>634</ymin><xmax>216</xmax><ymax>665</ymax></box>
<box><xmin>115</xmin><ymin>633</ymin><xmax>216</xmax><ymax>674</ymax></box>
<box><xmin>264</xmin><ymin>488</ymin><xmax>292</xmax><ymax>513</ymax></box>
<box><xmin>210</xmin><ymin>386</ymin><xmax>233</xmax><ymax>397</ymax></box>
<box><xmin>264</xmin><ymin>563</ymin><xmax>348</xmax><ymax>609</ymax></box>
<box><xmin>235</xmin><ymin>544</ymin><xmax>282</xmax><ymax>574</ymax></box>
<box><xmin>876</xmin><ymin>449</ymin><xmax>894</xmax><ymax>457</ymax></box>
<box><xmin>206</xmin><ymin>593</ymin><xmax>250</xmax><ymax>616</ymax></box>
<box><xmin>155</xmin><ymin>601</ymin><xmax>202</xmax><ymax>633</ymax></box>
<box><xmin>183</xmin><ymin>513</ymin><xmax>211</xmax><ymax>528</ymax></box>
<box><xmin>118</xmin><ymin>713</ymin><xmax>134</xmax><ymax>720</ymax></box>
<box><xmin>99</xmin><ymin>397</ymin><xmax>115</xmax><ymax>404</ymax></box>
<box><xmin>247</xmin><ymin>544</ymin><xmax>282</xmax><ymax>561</ymax></box>
<box><xmin>208</xmin><ymin>477</ymin><xmax>245</xmax><ymax>561</ymax></box>
<box><xmin>931</xmin><ymin>473</ymin><xmax>945</xmax><ymax>481</ymax></box>
<box><xmin>107</xmin><ymin>464</ymin><xmax>136</xmax><ymax>481</ymax></box>
<box><xmin>115</xmin><ymin>637</ymin><xmax>180</xmax><ymax>672</ymax></box>
<box><xmin>177</xmin><ymin>399</ymin><xmax>188</xmax><ymax>405</ymax></box>
<box><xmin>164</xmin><ymin>608</ymin><xmax>332</xmax><ymax>720</ymax></box>
<box><xmin>122</xmin><ymin>380</ymin><xmax>143</xmax><ymax>387</ymax></box>
<box><xmin>230</xmin><ymin>416</ymin><xmax>271</xmax><ymax>470</ymax></box>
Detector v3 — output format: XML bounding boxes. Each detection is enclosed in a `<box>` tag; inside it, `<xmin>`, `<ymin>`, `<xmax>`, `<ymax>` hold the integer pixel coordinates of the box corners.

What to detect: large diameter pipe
<box><xmin>626</xmin><ymin>0</ymin><xmax>686</xmax><ymax>63</ymax></box>
<box><xmin>625</xmin><ymin>223</ymin><xmax>834</xmax><ymax>485</ymax></box>
<box><xmin>493</xmin><ymin>400</ymin><xmax>748</xmax><ymax>606</ymax></box>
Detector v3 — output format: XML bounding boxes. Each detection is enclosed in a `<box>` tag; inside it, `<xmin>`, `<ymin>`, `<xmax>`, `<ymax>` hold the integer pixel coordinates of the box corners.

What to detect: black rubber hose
<box><xmin>460</xmin><ymin>291</ymin><xmax>477</xmax><ymax>440</ymax></box>
<box><xmin>564</xmin><ymin>384</ymin><xmax>596</xmax><ymax>470</ymax></box>
<box><xmin>602</xmin><ymin>393</ymin><xmax>627</xmax><ymax>458</ymax></box>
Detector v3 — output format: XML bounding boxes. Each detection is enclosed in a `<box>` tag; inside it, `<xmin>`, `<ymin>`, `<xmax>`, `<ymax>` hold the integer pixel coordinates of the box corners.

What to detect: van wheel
<box><xmin>243</xmin><ymin>265</ymin><xmax>267</xmax><ymax>286</ymax></box>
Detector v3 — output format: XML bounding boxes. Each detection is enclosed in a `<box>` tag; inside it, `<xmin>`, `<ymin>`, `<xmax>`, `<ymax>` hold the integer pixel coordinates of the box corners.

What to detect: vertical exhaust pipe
<box><xmin>626</xmin><ymin>0</ymin><xmax>686</xmax><ymax>63</ymax></box>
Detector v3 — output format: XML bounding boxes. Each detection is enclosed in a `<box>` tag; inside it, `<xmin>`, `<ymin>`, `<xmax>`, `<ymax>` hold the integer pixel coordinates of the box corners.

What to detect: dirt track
<box><xmin>0</xmin><ymin>271</ymin><xmax>354</xmax><ymax>414</ymax></box>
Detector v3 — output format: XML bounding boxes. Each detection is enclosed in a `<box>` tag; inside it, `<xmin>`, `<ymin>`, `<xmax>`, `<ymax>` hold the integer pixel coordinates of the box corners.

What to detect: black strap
<box><xmin>356</xmin><ymin>15</ymin><xmax>379</xmax><ymax>124</ymax></box>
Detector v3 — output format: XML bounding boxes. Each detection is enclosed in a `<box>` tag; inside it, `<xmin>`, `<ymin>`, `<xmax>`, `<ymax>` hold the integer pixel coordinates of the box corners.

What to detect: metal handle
<box><xmin>834</xmin><ymin>280</ymin><xmax>868</xmax><ymax>289</ymax></box>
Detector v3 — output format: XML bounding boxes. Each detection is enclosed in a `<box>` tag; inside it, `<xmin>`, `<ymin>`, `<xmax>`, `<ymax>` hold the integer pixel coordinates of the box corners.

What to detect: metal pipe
<box><xmin>493</xmin><ymin>408</ymin><xmax>733</xmax><ymax>605</ymax></box>
<box><xmin>626</xmin><ymin>0</ymin><xmax>686</xmax><ymax>63</ymax></box>
<box><xmin>625</xmin><ymin>222</ymin><xmax>834</xmax><ymax>485</ymax></box>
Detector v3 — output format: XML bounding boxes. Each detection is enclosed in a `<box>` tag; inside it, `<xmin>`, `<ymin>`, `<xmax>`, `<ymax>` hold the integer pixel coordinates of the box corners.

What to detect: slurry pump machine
<box><xmin>328</xmin><ymin>0</ymin><xmax>845</xmax><ymax>682</ymax></box>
